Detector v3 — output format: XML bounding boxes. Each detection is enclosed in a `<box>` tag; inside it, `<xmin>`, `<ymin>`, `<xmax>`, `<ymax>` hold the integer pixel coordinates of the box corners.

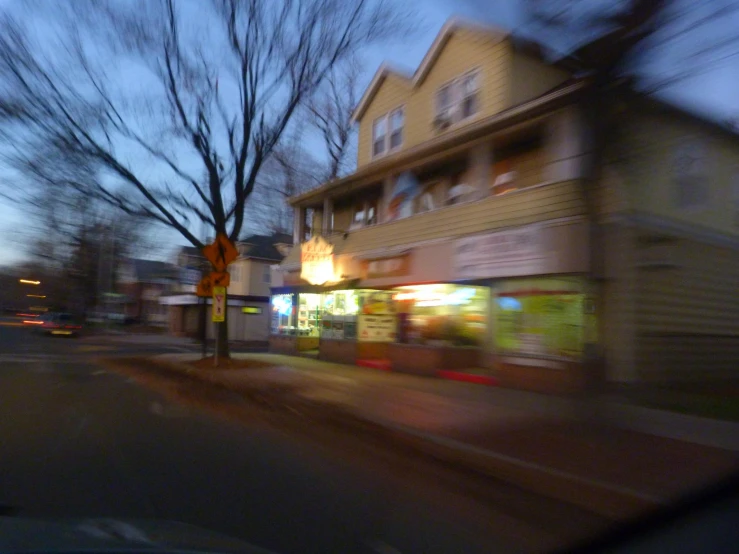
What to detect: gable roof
<box><xmin>238</xmin><ymin>233</ymin><xmax>293</xmax><ymax>261</ymax></box>
<box><xmin>351</xmin><ymin>18</ymin><xmax>509</xmax><ymax>123</ymax></box>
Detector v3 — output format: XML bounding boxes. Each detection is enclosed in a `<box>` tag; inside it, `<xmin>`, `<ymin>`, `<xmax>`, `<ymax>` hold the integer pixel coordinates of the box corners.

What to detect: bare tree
<box><xmin>0</xmin><ymin>0</ymin><xmax>410</xmax><ymax>356</ymax></box>
<box><xmin>308</xmin><ymin>57</ymin><xmax>362</xmax><ymax>181</ymax></box>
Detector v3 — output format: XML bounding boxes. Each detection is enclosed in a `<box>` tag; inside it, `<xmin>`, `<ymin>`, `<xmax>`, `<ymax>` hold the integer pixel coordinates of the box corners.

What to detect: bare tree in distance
<box><xmin>244</xmin><ymin>56</ymin><xmax>363</xmax><ymax>238</ymax></box>
<box><xmin>0</xmin><ymin>0</ymin><xmax>412</xmax><ymax>356</ymax></box>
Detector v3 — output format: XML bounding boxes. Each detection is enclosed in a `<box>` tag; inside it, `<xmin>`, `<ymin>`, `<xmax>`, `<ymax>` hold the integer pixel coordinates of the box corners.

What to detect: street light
<box><xmin>19</xmin><ymin>279</ymin><xmax>41</xmax><ymax>285</ymax></box>
<box><xmin>27</xmin><ymin>294</ymin><xmax>46</xmax><ymax>298</ymax></box>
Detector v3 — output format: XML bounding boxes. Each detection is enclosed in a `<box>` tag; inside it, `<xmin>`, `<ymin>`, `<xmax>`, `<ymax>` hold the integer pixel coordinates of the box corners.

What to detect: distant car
<box><xmin>37</xmin><ymin>312</ymin><xmax>84</xmax><ymax>337</ymax></box>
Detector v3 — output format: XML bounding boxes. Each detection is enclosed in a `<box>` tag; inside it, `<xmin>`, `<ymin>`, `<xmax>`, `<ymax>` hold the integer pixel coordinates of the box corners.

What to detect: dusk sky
<box><xmin>0</xmin><ymin>0</ymin><xmax>736</xmax><ymax>266</ymax></box>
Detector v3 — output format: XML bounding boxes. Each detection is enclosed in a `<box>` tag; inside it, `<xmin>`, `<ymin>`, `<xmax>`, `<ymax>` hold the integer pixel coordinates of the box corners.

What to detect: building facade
<box><xmin>163</xmin><ymin>233</ymin><xmax>292</xmax><ymax>343</ymax></box>
<box><xmin>271</xmin><ymin>19</ymin><xmax>739</xmax><ymax>391</ymax></box>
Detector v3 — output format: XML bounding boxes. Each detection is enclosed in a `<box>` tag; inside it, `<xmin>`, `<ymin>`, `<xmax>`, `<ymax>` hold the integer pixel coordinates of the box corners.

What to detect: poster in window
<box><xmin>358</xmin><ymin>315</ymin><xmax>397</xmax><ymax>342</ymax></box>
<box><xmin>387</xmin><ymin>172</ymin><xmax>421</xmax><ymax>221</ymax></box>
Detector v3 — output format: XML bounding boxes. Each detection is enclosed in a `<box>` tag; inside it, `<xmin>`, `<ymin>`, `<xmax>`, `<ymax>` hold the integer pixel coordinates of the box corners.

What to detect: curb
<box><xmin>109</xmin><ymin>355</ymin><xmax>666</xmax><ymax>520</ymax></box>
<box><xmin>436</xmin><ymin>370</ymin><xmax>499</xmax><ymax>386</ymax></box>
<box><xmin>357</xmin><ymin>358</ymin><xmax>499</xmax><ymax>386</ymax></box>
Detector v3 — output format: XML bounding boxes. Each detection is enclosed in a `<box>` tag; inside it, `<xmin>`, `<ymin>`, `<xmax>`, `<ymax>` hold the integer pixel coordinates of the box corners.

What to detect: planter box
<box><xmin>388</xmin><ymin>343</ymin><xmax>482</xmax><ymax>376</ymax></box>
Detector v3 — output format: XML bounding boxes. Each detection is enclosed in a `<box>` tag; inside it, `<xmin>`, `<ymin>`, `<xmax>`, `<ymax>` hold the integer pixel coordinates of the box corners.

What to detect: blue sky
<box><xmin>0</xmin><ymin>0</ymin><xmax>736</xmax><ymax>265</ymax></box>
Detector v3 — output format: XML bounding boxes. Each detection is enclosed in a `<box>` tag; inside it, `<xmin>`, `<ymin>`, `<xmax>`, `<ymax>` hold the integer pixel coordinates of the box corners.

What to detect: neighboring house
<box><xmin>117</xmin><ymin>259</ymin><xmax>179</xmax><ymax>325</ymax></box>
<box><xmin>271</xmin><ymin>17</ymin><xmax>739</xmax><ymax>391</ymax></box>
<box><xmin>162</xmin><ymin>233</ymin><xmax>292</xmax><ymax>342</ymax></box>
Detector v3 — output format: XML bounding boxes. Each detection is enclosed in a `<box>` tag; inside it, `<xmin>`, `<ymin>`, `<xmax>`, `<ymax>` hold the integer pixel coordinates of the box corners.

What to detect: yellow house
<box><xmin>599</xmin><ymin>100</ymin><xmax>739</xmax><ymax>383</ymax></box>
<box><xmin>271</xmin><ymin>18</ymin><xmax>739</xmax><ymax>391</ymax></box>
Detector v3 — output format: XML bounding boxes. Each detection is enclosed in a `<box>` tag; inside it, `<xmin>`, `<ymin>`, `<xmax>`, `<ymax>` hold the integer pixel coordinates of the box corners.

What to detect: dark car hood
<box><xmin>0</xmin><ymin>517</ymin><xmax>278</xmax><ymax>553</ymax></box>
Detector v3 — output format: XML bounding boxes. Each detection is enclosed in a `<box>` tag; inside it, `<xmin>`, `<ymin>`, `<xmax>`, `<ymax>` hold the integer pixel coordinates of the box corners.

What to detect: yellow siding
<box><xmin>633</xmin><ymin>236</ymin><xmax>739</xmax><ymax>381</ymax></box>
<box><xmin>336</xmin><ymin>180</ymin><xmax>584</xmax><ymax>254</ymax></box>
<box><xmin>509</xmin><ymin>51</ymin><xmax>569</xmax><ymax>105</ymax></box>
<box><xmin>624</xmin><ymin>112</ymin><xmax>739</xmax><ymax>237</ymax></box>
<box><xmin>509</xmin><ymin>145</ymin><xmax>546</xmax><ymax>189</ymax></box>
<box><xmin>356</xmin><ymin>74</ymin><xmax>412</xmax><ymax>167</ymax></box>
<box><xmin>601</xmin><ymin>223</ymin><xmax>638</xmax><ymax>382</ymax></box>
<box><xmin>332</xmin><ymin>203</ymin><xmax>353</xmax><ymax>233</ymax></box>
<box><xmin>357</xmin><ymin>30</ymin><xmax>511</xmax><ymax>168</ymax></box>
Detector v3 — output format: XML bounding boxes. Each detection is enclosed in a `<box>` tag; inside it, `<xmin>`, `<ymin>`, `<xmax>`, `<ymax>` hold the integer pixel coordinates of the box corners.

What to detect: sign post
<box><xmin>201</xmin><ymin>234</ymin><xmax>238</xmax><ymax>364</ymax></box>
<box><xmin>212</xmin><ymin>285</ymin><xmax>226</xmax><ymax>367</ymax></box>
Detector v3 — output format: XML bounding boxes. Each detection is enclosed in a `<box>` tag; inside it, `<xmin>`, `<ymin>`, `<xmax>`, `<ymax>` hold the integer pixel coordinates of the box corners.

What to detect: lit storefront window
<box><xmin>271</xmin><ymin>293</ymin><xmax>295</xmax><ymax>335</ymax></box>
<box><xmin>494</xmin><ymin>277</ymin><xmax>587</xmax><ymax>360</ymax></box>
<box><xmin>297</xmin><ymin>293</ymin><xmax>321</xmax><ymax>337</ymax></box>
<box><xmin>321</xmin><ymin>290</ymin><xmax>360</xmax><ymax>339</ymax></box>
<box><xmin>393</xmin><ymin>284</ymin><xmax>488</xmax><ymax>346</ymax></box>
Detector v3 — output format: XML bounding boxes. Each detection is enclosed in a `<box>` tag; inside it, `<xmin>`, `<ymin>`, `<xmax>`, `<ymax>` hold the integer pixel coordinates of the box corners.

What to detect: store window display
<box><xmin>494</xmin><ymin>277</ymin><xmax>588</xmax><ymax>360</ymax></box>
<box><xmin>393</xmin><ymin>284</ymin><xmax>488</xmax><ymax>346</ymax></box>
<box><xmin>321</xmin><ymin>290</ymin><xmax>360</xmax><ymax>339</ymax></box>
<box><xmin>271</xmin><ymin>293</ymin><xmax>295</xmax><ymax>335</ymax></box>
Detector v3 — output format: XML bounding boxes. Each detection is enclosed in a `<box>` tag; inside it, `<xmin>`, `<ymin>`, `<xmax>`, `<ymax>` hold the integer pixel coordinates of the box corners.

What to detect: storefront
<box><xmin>270</xmin><ymin>220</ymin><xmax>596</xmax><ymax>391</ymax></box>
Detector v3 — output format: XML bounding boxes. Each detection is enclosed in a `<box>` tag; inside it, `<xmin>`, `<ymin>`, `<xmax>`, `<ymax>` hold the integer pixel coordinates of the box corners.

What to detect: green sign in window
<box><xmin>242</xmin><ymin>306</ymin><xmax>263</xmax><ymax>315</ymax></box>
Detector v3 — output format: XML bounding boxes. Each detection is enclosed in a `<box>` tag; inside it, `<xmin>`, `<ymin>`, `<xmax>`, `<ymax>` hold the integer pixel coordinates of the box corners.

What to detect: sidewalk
<box><xmin>145</xmin><ymin>353</ymin><xmax>738</xmax><ymax>519</ymax></box>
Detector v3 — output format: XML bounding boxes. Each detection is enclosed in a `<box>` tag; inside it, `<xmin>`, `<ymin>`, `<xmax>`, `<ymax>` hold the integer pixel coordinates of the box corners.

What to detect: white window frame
<box><xmin>263</xmin><ymin>264</ymin><xmax>271</xmax><ymax>284</ymax></box>
<box><xmin>434</xmin><ymin>69</ymin><xmax>480</xmax><ymax>128</ymax></box>
<box><xmin>371</xmin><ymin>105</ymin><xmax>404</xmax><ymax>159</ymax></box>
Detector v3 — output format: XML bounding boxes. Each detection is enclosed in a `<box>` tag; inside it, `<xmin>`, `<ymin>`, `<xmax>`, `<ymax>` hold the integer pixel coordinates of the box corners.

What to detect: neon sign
<box><xmin>393</xmin><ymin>287</ymin><xmax>477</xmax><ymax>307</ymax></box>
<box><xmin>271</xmin><ymin>294</ymin><xmax>293</xmax><ymax>316</ymax></box>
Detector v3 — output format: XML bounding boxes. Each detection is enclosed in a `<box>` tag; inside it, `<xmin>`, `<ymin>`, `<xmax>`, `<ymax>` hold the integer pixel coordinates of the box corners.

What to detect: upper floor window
<box><xmin>372</xmin><ymin>107</ymin><xmax>404</xmax><ymax>157</ymax></box>
<box><xmin>263</xmin><ymin>264</ymin><xmax>271</xmax><ymax>284</ymax></box>
<box><xmin>434</xmin><ymin>71</ymin><xmax>480</xmax><ymax>129</ymax></box>
<box><xmin>350</xmin><ymin>198</ymin><xmax>379</xmax><ymax>229</ymax></box>
<box><xmin>231</xmin><ymin>266</ymin><xmax>241</xmax><ymax>283</ymax></box>
<box><xmin>672</xmin><ymin>137</ymin><xmax>709</xmax><ymax>209</ymax></box>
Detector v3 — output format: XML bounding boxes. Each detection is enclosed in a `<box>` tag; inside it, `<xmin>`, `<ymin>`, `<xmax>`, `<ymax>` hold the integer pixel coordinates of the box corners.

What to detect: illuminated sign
<box><xmin>393</xmin><ymin>286</ymin><xmax>477</xmax><ymax>307</ymax></box>
<box><xmin>271</xmin><ymin>294</ymin><xmax>293</xmax><ymax>316</ymax></box>
<box><xmin>300</xmin><ymin>235</ymin><xmax>335</xmax><ymax>285</ymax></box>
<box><xmin>242</xmin><ymin>306</ymin><xmax>263</xmax><ymax>315</ymax></box>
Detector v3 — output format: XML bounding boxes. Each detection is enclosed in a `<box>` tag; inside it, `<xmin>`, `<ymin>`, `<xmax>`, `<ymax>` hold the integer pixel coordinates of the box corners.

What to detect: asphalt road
<box><xmin>0</xmin><ymin>319</ymin><xmax>608</xmax><ymax>554</ymax></box>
